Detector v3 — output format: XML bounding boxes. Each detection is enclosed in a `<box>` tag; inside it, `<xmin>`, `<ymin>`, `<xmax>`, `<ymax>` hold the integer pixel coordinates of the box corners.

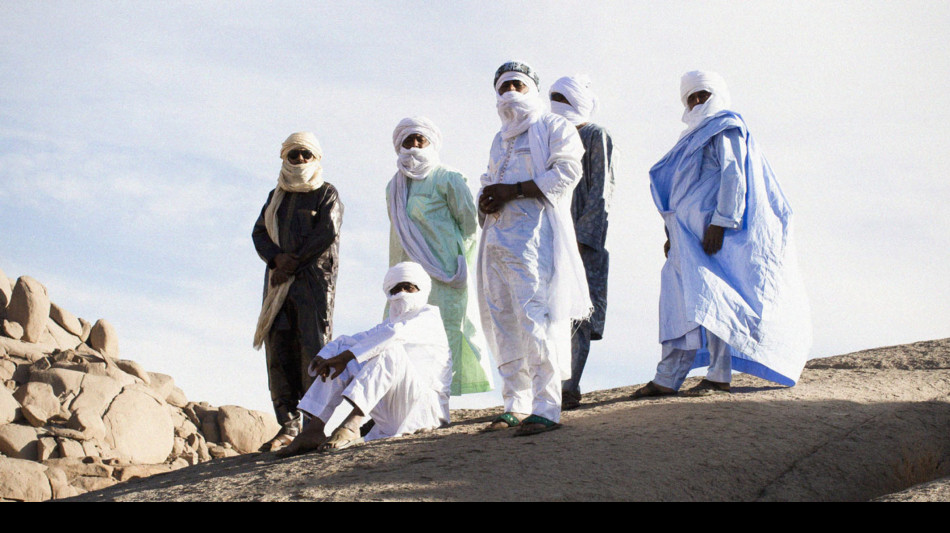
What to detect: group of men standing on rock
<box><xmin>250</xmin><ymin>61</ymin><xmax>811</xmax><ymax>455</ymax></box>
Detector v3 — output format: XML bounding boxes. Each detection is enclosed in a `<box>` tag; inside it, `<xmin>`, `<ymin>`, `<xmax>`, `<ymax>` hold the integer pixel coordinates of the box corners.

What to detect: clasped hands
<box><xmin>269</xmin><ymin>253</ymin><xmax>299</xmax><ymax>286</ymax></box>
<box><xmin>478</xmin><ymin>183</ymin><xmax>517</xmax><ymax>214</ymax></box>
<box><xmin>308</xmin><ymin>351</ymin><xmax>356</xmax><ymax>382</ymax></box>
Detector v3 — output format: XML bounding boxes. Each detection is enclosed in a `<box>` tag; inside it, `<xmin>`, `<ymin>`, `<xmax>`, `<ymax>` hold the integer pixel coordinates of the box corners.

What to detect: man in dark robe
<box><xmin>252</xmin><ymin>132</ymin><xmax>343</xmax><ymax>450</ymax></box>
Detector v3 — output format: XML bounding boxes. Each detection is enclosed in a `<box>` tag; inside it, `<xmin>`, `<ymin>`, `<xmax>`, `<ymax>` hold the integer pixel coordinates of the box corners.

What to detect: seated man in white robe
<box><xmin>277</xmin><ymin>262</ymin><xmax>452</xmax><ymax>457</ymax></box>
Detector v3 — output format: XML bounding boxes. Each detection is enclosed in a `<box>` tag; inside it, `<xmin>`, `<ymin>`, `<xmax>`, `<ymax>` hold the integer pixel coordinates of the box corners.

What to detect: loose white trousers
<box><xmin>653</xmin><ymin>329</ymin><xmax>734</xmax><ymax>391</ymax></box>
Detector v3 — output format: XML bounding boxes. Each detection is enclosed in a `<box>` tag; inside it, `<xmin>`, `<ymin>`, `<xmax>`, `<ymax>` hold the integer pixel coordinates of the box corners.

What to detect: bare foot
<box><xmin>274</xmin><ymin>424</ymin><xmax>327</xmax><ymax>458</ymax></box>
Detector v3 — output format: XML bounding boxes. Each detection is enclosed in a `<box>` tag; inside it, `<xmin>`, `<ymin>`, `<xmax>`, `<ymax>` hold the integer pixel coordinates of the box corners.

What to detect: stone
<box><xmin>0</xmin><ymin>423</ymin><xmax>38</xmax><ymax>460</ymax></box>
<box><xmin>87</xmin><ymin>319</ymin><xmax>118</xmax><ymax>360</ymax></box>
<box><xmin>6</xmin><ymin>277</ymin><xmax>51</xmax><ymax>343</ymax></box>
<box><xmin>208</xmin><ymin>443</ymin><xmax>240</xmax><ymax>459</ymax></box>
<box><xmin>21</xmin><ymin>403</ymin><xmax>50</xmax><ymax>427</ymax></box>
<box><xmin>28</xmin><ymin>367</ymin><xmax>85</xmax><ymax>398</ymax></box>
<box><xmin>0</xmin><ymin>386</ymin><xmax>17</xmax><ymax>425</ymax></box>
<box><xmin>198</xmin><ymin>407</ymin><xmax>221</xmax><ymax>443</ymax></box>
<box><xmin>113</xmin><ymin>463</ymin><xmax>172</xmax><ymax>482</ymax></box>
<box><xmin>78</xmin><ymin>318</ymin><xmax>92</xmax><ymax>342</ymax></box>
<box><xmin>67</xmin><ymin>408</ymin><xmax>108</xmax><ymax>441</ymax></box>
<box><xmin>69</xmin><ymin>373</ymin><xmax>124</xmax><ymax>416</ymax></box>
<box><xmin>147</xmin><ymin>372</ymin><xmax>176</xmax><ymax>401</ymax></box>
<box><xmin>116</xmin><ymin>359</ymin><xmax>150</xmax><ymax>384</ymax></box>
<box><xmin>45</xmin><ymin>457</ymin><xmax>113</xmax><ymax>480</ymax></box>
<box><xmin>169</xmin><ymin>457</ymin><xmax>189</xmax><ymax>470</ymax></box>
<box><xmin>44</xmin><ymin>426</ymin><xmax>88</xmax><ymax>441</ymax></box>
<box><xmin>166</xmin><ymin>386</ymin><xmax>188</xmax><ymax>408</ymax></box>
<box><xmin>49</xmin><ymin>302</ymin><xmax>82</xmax><ymax>337</ymax></box>
<box><xmin>174</xmin><ymin>418</ymin><xmax>198</xmax><ymax>438</ymax></box>
<box><xmin>0</xmin><ymin>359</ymin><xmax>14</xmax><ymax>382</ymax></box>
<box><xmin>81</xmin><ymin>440</ymin><xmax>100</xmax><ymax>458</ymax></box>
<box><xmin>1</xmin><ymin>319</ymin><xmax>23</xmax><ymax>341</ymax></box>
<box><xmin>13</xmin><ymin>381</ymin><xmax>61</xmax><ymax>416</ymax></box>
<box><xmin>172</xmin><ymin>436</ymin><xmax>185</xmax><ymax>456</ymax></box>
<box><xmin>102</xmin><ymin>388</ymin><xmax>174</xmax><ymax>464</ymax></box>
<box><xmin>57</xmin><ymin>438</ymin><xmax>86</xmax><ymax>458</ymax></box>
<box><xmin>0</xmin><ymin>268</ymin><xmax>11</xmax><ymax>317</ymax></box>
<box><xmin>37</xmin><ymin>437</ymin><xmax>59</xmax><ymax>461</ymax></box>
<box><xmin>0</xmin><ymin>336</ymin><xmax>51</xmax><ymax>362</ymax></box>
<box><xmin>73</xmin><ymin>475</ymin><xmax>116</xmax><ymax>493</ymax></box>
<box><xmin>45</xmin><ymin>317</ymin><xmax>82</xmax><ymax>351</ymax></box>
<box><xmin>217</xmin><ymin>405</ymin><xmax>281</xmax><ymax>454</ymax></box>
<box><xmin>44</xmin><ymin>465</ymin><xmax>78</xmax><ymax>500</ymax></box>
<box><xmin>0</xmin><ymin>456</ymin><xmax>51</xmax><ymax>502</ymax></box>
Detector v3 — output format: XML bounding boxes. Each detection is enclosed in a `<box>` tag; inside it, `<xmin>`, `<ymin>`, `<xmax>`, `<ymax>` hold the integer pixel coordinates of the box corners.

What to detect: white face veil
<box><xmin>679</xmin><ymin>70</ymin><xmax>732</xmax><ymax>137</ymax></box>
<box><xmin>495</xmin><ymin>71</ymin><xmax>545</xmax><ymax>140</ymax></box>
<box><xmin>392</xmin><ymin>117</ymin><xmax>443</xmax><ymax>180</ymax></box>
<box><xmin>383</xmin><ymin>262</ymin><xmax>431</xmax><ymax>321</ymax></box>
<box><xmin>549</xmin><ymin>75</ymin><xmax>597</xmax><ymax>126</ymax></box>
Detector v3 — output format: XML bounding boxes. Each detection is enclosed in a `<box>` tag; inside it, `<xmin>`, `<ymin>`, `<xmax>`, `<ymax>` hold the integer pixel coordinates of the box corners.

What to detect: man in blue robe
<box><xmin>633</xmin><ymin>71</ymin><xmax>811</xmax><ymax>399</ymax></box>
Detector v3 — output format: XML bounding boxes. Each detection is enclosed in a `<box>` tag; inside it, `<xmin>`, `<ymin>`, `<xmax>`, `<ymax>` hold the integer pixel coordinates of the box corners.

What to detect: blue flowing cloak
<box><xmin>650</xmin><ymin>112</ymin><xmax>812</xmax><ymax>386</ymax></box>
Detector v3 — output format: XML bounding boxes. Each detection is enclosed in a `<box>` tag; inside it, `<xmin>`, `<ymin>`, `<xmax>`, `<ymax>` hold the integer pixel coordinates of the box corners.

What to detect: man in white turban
<box><xmin>276</xmin><ymin>262</ymin><xmax>452</xmax><ymax>457</ymax></box>
<box><xmin>632</xmin><ymin>71</ymin><xmax>811</xmax><ymax>399</ymax></box>
<box><xmin>388</xmin><ymin>117</ymin><xmax>494</xmax><ymax>397</ymax></box>
<box><xmin>549</xmin><ymin>75</ymin><xmax>616</xmax><ymax>410</ymax></box>
<box><xmin>477</xmin><ymin>61</ymin><xmax>589</xmax><ymax>436</ymax></box>
<box><xmin>252</xmin><ymin>132</ymin><xmax>344</xmax><ymax>451</ymax></box>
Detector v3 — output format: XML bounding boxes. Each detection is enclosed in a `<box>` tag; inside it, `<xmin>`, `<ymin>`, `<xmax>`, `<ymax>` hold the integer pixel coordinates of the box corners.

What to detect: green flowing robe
<box><xmin>387</xmin><ymin>166</ymin><xmax>494</xmax><ymax>395</ymax></box>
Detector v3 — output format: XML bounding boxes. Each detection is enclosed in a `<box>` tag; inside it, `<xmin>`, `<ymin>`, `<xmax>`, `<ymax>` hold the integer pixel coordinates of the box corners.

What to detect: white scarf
<box><xmin>495</xmin><ymin>72</ymin><xmax>545</xmax><ymax>140</ymax></box>
<box><xmin>679</xmin><ymin>70</ymin><xmax>731</xmax><ymax>138</ymax></box>
<box><xmin>388</xmin><ymin>118</ymin><xmax>468</xmax><ymax>289</ymax></box>
<box><xmin>383</xmin><ymin>262</ymin><xmax>432</xmax><ymax>321</ymax></box>
<box><xmin>549</xmin><ymin>75</ymin><xmax>597</xmax><ymax>126</ymax></box>
<box><xmin>253</xmin><ymin>132</ymin><xmax>324</xmax><ymax>349</ymax></box>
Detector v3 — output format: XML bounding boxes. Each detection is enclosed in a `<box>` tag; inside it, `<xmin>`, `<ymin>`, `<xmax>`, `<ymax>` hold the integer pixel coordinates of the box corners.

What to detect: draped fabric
<box><xmin>650</xmin><ymin>111</ymin><xmax>811</xmax><ymax>385</ymax></box>
<box><xmin>549</xmin><ymin>75</ymin><xmax>597</xmax><ymax>126</ymax></box>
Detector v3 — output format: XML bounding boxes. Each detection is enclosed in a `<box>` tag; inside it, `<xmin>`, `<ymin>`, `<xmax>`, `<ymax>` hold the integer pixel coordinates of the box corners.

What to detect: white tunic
<box><xmin>297</xmin><ymin>305</ymin><xmax>452</xmax><ymax>441</ymax></box>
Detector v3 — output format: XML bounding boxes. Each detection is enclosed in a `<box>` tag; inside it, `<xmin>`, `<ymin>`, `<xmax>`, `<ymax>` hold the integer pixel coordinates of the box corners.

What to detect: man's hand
<box><xmin>269</xmin><ymin>253</ymin><xmax>299</xmax><ymax>286</ymax></box>
<box><xmin>664</xmin><ymin>239</ymin><xmax>671</xmax><ymax>258</ymax></box>
<box><xmin>702</xmin><ymin>224</ymin><xmax>726</xmax><ymax>255</ymax></box>
<box><xmin>479</xmin><ymin>183</ymin><xmax>516</xmax><ymax>214</ymax></box>
<box><xmin>310</xmin><ymin>351</ymin><xmax>356</xmax><ymax>382</ymax></box>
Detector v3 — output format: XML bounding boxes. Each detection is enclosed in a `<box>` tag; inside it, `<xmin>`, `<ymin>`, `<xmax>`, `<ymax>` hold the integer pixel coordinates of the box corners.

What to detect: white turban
<box><xmin>391</xmin><ymin>116</ymin><xmax>442</xmax><ymax>180</ymax></box>
<box><xmin>495</xmin><ymin>70</ymin><xmax>544</xmax><ymax>140</ymax></box>
<box><xmin>278</xmin><ymin>132</ymin><xmax>324</xmax><ymax>193</ymax></box>
<box><xmin>679</xmin><ymin>70</ymin><xmax>732</xmax><ymax>137</ymax></box>
<box><xmin>383</xmin><ymin>262</ymin><xmax>431</xmax><ymax>321</ymax></box>
<box><xmin>549</xmin><ymin>75</ymin><xmax>597</xmax><ymax>126</ymax></box>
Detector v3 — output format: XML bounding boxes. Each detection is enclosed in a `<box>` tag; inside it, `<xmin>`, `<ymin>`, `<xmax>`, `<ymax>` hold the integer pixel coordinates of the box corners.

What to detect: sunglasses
<box><xmin>287</xmin><ymin>149</ymin><xmax>314</xmax><ymax>160</ymax></box>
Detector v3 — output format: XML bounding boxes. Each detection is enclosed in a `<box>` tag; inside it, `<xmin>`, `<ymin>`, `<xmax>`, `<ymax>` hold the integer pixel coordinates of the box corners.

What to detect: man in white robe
<box><xmin>632</xmin><ymin>71</ymin><xmax>811</xmax><ymax>399</ymax></box>
<box><xmin>477</xmin><ymin>61</ymin><xmax>590</xmax><ymax>436</ymax></box>
<box><xmin>277</xmin><ymin>262</ymin><xmax>452</xmax><ymax>456</ymax></box>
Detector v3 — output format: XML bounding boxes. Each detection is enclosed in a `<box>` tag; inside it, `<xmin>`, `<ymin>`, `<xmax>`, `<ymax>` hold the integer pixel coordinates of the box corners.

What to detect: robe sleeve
<box><xmin>710</xmin><ymin>129</ymin><xmax>747</xmax><ymax>230</ymax></box>
<box><xmin>293</xmin><ymin>186</ymin><xmax>344</xmax><ymax>270</ymax></box>
<box><xmin>443</xmin><ymin>172</ymin><xmax>478</xmax><ymax>240</ymax></box>
<box><xmin>533</xmin><ymin>117</ymin><xmax>584</xmax><ymax>202</ymax></box>
<box><xmin>573</xmin><ymin>128</ymin><xmax>614</xmax><ymax>249</ymax></box>
<box><xmin>252</xmin><ymin>189</ymin><xmax>283</xmax><ymax>268</ymax></box>
<box><xmin>347</xmin><ymin>307</ymin><xmax>441</xmax><ymax>364</ymax></box>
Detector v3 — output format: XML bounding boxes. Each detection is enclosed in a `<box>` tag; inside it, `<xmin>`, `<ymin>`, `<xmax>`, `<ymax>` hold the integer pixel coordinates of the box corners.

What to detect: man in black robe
<box><xmin>252</xmin><ymin>132</ymin><xmax>343</xmax><ymax>450</ymax></box>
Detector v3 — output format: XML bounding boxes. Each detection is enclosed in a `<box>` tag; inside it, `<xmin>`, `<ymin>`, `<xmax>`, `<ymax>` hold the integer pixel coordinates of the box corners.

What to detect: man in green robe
<box><xmin>386</xmin><ymin>116</ymin><xmax>493</xmax><ymax>396</ymax></box>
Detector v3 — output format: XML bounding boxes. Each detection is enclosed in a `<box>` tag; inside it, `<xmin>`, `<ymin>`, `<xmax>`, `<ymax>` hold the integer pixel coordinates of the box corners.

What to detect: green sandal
<box><xmin>483</xmin><ymin>413</ymin><xmax>522</xmax><ymax>432</ymax></box>
<box><xmin>514</xmin><ymin>414</ymin><xmax>562</xmax><ymax>437</ymax></box>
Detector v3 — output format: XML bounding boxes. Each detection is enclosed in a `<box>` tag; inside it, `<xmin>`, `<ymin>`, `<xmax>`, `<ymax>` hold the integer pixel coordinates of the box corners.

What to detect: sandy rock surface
<box><xmin>68</xmin><ymin>338</ymin><xmax>950</xmax><ymax>502</ymax></box>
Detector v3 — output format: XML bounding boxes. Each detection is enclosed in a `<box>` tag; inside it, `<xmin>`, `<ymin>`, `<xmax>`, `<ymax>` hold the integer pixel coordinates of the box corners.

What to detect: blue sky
<box><xmin>2</xmin><ymin>1</ymin><xmax>948</xmax><ymax>413</ymax></box>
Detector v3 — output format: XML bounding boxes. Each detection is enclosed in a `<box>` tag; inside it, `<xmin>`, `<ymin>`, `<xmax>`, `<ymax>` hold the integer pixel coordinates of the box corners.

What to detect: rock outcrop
<box><xmin>0</xmin><ymin>267</ymin><xmax>280</xmax><ymax>501</ymax></box>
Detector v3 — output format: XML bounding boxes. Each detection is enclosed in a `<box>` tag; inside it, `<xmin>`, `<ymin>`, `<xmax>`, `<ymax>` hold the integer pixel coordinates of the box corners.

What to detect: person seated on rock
<box><xmin>276</xmin><ymin>262</ymin><xmax>452</xmax><ymax>457</ymax></box>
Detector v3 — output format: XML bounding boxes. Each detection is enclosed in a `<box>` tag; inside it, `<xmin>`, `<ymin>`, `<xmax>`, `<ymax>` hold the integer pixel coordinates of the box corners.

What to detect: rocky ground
<box><xmin>65</xmin><ymin>338</ymin><xmax>950</xmax><ymax>502</ymax></box>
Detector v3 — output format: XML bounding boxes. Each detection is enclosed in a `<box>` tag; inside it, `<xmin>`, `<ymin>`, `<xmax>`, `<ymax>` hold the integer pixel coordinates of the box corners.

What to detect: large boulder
<box><xmin>87</xmin><ymin>319</ymin><xmax>119</xmax><ymax>360</ymax></box>
<box><xmin>0</xmin><ymin>423</ymin><xmax>39</xmax><ymax>460</ymax></box>
<box><xmin>217</xmin><ymin>405</ymin><xmax>281</xmax><ymax>454</ymax></box>
<box><xmin>69</xmin><ymin>373</ymin><xmax>124</xmax><ymax>416</ymax></box>
<box><xmin>102</xmin><ymin>387</ymin><xmax>174</xmax><ymax>463</ymax></box>
<box><xmin>1</xmin><ymin>319</ymin><xmax>23</xmax><ymax>341</ymax></box>
<box><xmin>116</xmin><ymin>359</ymin><xmax>150</xmax><ymax>384</ymax></box>
<box><xmin>0</xmin><ymin>385</ymin><xmax>18</xmax><ymax>424</ymax></box>
<box><xmin>49</xmin><ymin>302</ymin><xmax>82</xmax><ymax>337</ymax></box>
<box><xmin>45</xmin><ymin>317</ymin><xmax>82</xmax><ymax>351</ymax></box>
<box><xmin>6</xmin><ymin>277</ymin><xmax>50</xmax><ymax>343</ymax></box>
<box><xmin>0</xmin><ymin>456</ymin><xmax>51</xmax><ymax>502</ymax></box>
<box><xmin>13</xmin><ymin>381</ymin><xmax>61</xmax><ymax>416</ymax></box>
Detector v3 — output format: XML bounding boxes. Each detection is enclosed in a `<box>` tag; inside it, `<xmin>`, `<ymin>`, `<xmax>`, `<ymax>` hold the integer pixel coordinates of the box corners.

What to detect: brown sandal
<box><xmin>631</xmin><ymin>381</ymin><xmax>677</xmax><ymax>400</ymax></box>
